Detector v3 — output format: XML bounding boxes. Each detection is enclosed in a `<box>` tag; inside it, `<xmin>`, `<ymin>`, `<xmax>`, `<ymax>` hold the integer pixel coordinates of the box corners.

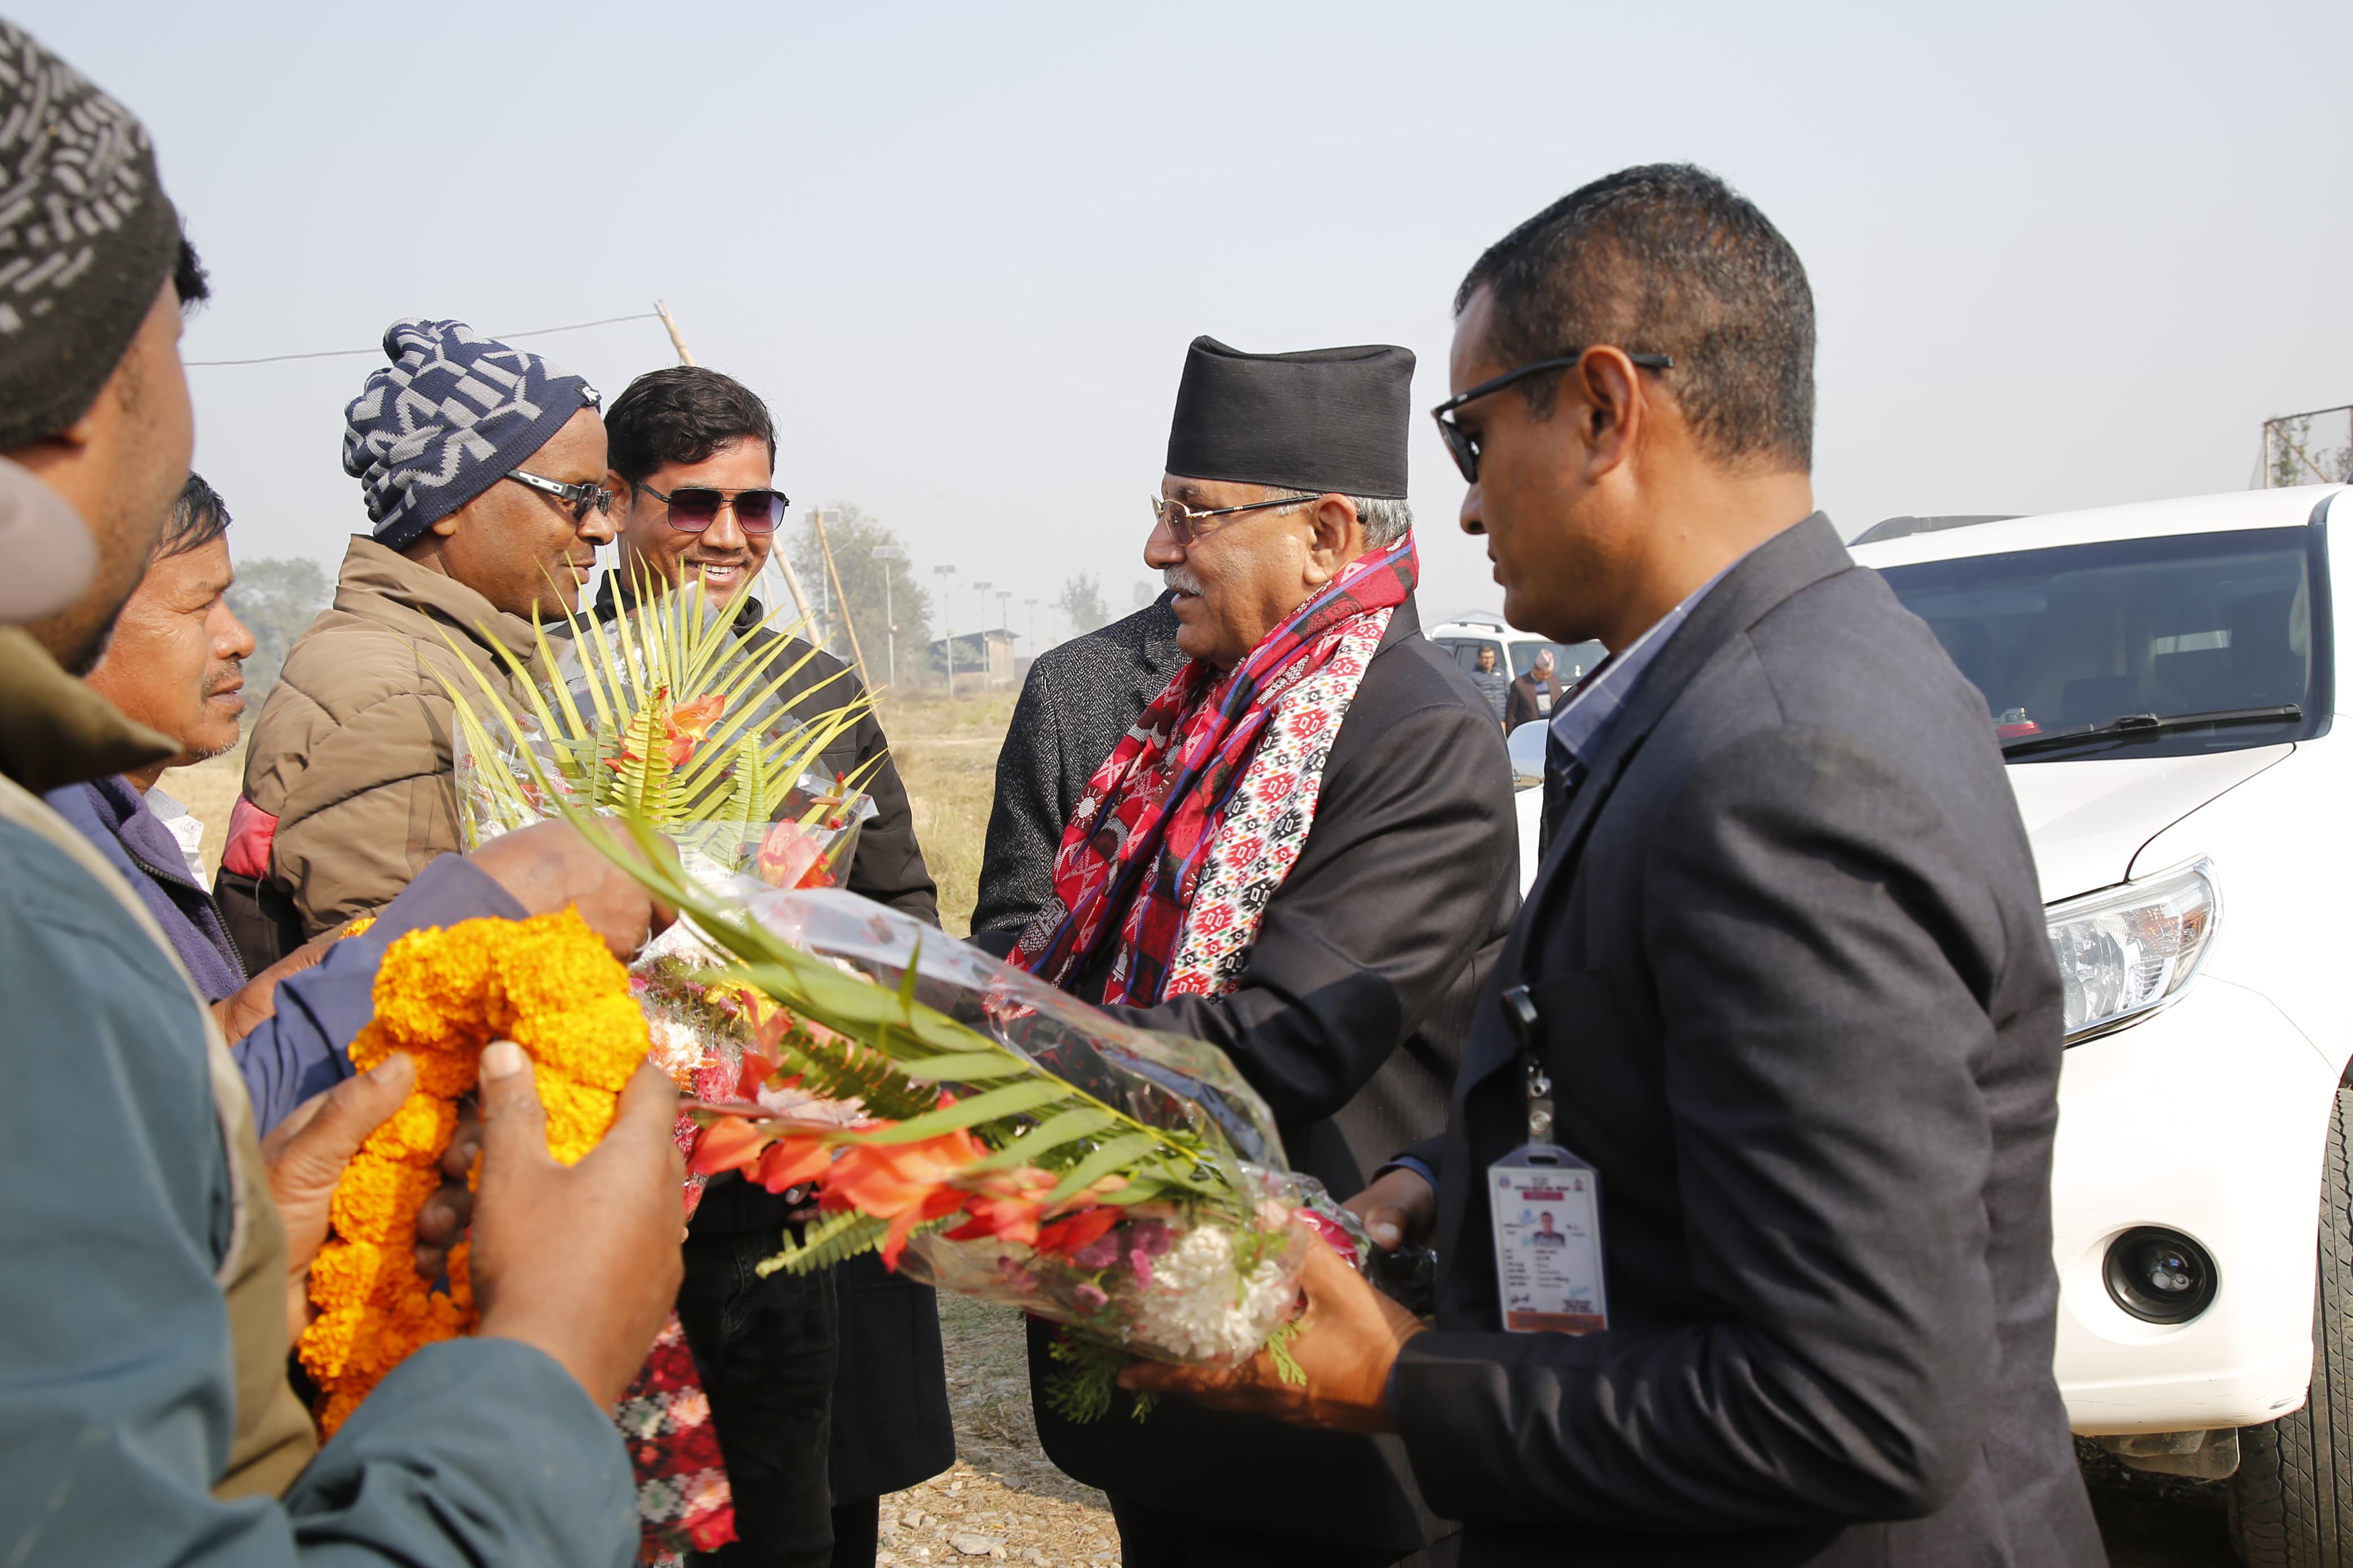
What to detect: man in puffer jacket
<box><xmin>220</xmin><ymin>320</ymin><xmax>617</xmax><ymax>963</ymax></box>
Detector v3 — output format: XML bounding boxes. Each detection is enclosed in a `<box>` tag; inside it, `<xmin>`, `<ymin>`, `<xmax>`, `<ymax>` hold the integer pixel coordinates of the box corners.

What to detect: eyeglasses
<box><xmin>504</xmin><ymin>469</ymin><xmax>614</xmax><ymax>525</ymax></box>
<box><xmin>1147</xmin><ymin>492</ymin><xmax>1311</xmax><ymax>546</ymax></box>
<box><xmin>1429</xmin><ymin>348</ymin><xmax>1674</xmax><ymax>482</ymax></box>
<box><xmin>635</xmin><ymin>481</ymin><xmax>790</xmax><ymax>535</ymax></box>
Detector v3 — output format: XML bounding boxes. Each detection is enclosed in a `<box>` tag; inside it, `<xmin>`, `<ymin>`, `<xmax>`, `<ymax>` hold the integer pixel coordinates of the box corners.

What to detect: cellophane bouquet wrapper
<box><xmin>728</xmin><ymin>887</ymin><xmax>1364</xmax><ymax>1370</ymax></box>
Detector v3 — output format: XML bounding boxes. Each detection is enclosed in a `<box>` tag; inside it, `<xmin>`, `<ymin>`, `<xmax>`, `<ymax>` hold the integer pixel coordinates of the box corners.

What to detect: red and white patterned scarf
<box><xmin>1011</xmin><ymin>534</ymin><xmax>1416</xmax><ymax>1005</ymax></box>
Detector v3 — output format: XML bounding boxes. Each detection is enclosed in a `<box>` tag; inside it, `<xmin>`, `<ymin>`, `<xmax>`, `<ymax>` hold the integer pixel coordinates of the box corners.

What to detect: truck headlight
<box><xmin>2046</xmin><ymin>859</ymin><xmax>2218</xmax><ymax>1045</ymax></box>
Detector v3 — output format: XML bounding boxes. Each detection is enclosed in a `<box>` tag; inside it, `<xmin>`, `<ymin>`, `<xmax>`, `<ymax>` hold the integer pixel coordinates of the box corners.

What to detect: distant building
<box><xmin>930</xmin><ymin>627</ymin><xmax>1021</xmax><ymax>690</ymax></box>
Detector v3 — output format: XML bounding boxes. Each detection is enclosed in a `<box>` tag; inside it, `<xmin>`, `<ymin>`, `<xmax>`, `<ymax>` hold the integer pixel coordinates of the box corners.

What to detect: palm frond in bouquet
<box><xmin>581</xmin><ymin>817</ymin><xmax>1369</xmax><ymax>1399</ymax></box>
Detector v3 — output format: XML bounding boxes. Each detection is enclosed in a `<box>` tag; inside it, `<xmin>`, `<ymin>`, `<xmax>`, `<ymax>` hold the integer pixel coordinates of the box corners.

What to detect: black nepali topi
<box><xmin>1164</xmin><ymin>336</ymin><xmax>1414</xmax><ymax>500</ymax></box>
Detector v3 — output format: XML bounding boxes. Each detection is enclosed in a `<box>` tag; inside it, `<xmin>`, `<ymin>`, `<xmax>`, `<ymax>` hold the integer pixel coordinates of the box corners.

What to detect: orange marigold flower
<box><xmin>308</xmin><ymin>1238</ymin><xmax>406</xmax><ymax>1315</ymax></box>
<box><xmin>326</xmin><ymin>1155</ymin><xmax>439</xmax><ymax>1243</ymax></box>
<box><xmin>358</xmin><ymin>1090</ymin><xmax>459</xmax><ymax>1167</ymax></box>
<box><xmin>486</xmin><ymin>909</ymin><xmax>628</xmax><ymax>1030</ymax></box>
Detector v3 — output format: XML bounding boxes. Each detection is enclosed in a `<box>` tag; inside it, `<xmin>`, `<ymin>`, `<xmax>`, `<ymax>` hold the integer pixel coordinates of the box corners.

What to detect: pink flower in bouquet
<box><xmin>1074</xmin><ymin>1282</ymin><xmax>1110</xmax><ymax>1312</ymax></box>
<box><xmin>755</xmin><ymin>821</ymin><xmax>833</xmax><ymax>889</ymax></box>
<box><xmin>1070</xmin><ymin>1230</ymin><xmax>1122</xmax><ymax>1271</ymax></box>
<box><xmin>1294</xmin><ymin>1206</ymin><xmax>1361</xmax><ymax>1262</ymax></box>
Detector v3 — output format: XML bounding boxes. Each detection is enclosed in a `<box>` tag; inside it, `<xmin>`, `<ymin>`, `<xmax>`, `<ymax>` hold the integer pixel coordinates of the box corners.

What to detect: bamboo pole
<box><xmin>654</xmin><ymin>299</ymin><xmax>697</xmax><ymax>366</ymax></box>
<box><xmin>809</xmin><ymin>509</ymin><xmax>869</xmax><ymax>684</ymax></box>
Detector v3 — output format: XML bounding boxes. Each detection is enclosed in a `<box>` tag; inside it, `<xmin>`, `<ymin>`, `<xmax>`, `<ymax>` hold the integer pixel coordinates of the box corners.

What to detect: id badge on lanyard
<box><xmin>1486</xmin><ymin>985</ymin><xmax>1609</xmax><ymax>1334</ymax></box>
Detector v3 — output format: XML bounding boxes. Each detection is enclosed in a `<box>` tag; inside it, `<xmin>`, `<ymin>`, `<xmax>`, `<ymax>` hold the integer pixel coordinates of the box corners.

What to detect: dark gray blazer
<box><xmin>1393</xmin><ymin>516</ymin><xmax>2103</xmax><ymax>1567</ymax></box>
<box><xmin>973</xmin><ymin>595</ymin><xmax>1186</xmax><ymax>934</ymax></box>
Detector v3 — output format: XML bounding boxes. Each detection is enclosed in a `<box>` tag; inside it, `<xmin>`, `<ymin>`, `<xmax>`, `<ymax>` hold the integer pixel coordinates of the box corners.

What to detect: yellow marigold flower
<box><xmin>311</xmin><ymin>907</ymin><xmax>632</xmax><ymax>1431</ymax></box>
<box><xmin>508</xmin><ymin>994</ymin><xmax>650</xmax><ymax>1094</ymax></box>
<box><xmin>358</xmin><ymin>1090</ymin><xmax>458</xmax><ymax>1167</ymax></box>
<box><xmin>535</xmin><ymin>1065</ymin><xmax>618</xmax><ymax>1166</ymax></box>
<box><xmin>338</xmin><ymin>915</ymin><xmax>377</xmax><ymax>939</ymax></box>
<box><xmin>327</xmin><ymin>1154</ymin><xmax>438</xmax><ymax>1243</ymax></box>
<box><xmin>488</xmin><ymin>908</ymin><xmax>628</xmax><ymax>1026</ymax></box>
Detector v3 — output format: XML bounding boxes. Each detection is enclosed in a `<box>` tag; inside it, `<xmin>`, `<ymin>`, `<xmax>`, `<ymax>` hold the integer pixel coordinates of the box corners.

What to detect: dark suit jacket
<box><xmin>973</xmin><ymin>595</ymin><xmax>1185</xmax><ymax>934</ymax></box>
<box><xmin>1006</xmin><ymin>598</ymin><xmax>1520</xmax><ymax>1554</ymax></box>
<box><xmin>1391</xmin><ymin>516</ymin><xmax>2102</xmax><ymax>1566</ymax></box>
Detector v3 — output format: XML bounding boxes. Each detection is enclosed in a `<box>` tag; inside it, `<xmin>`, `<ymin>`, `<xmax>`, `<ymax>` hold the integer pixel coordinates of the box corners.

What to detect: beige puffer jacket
<box><xmin>240</xmin><ymin>537</ymin><xmax>542</xmax><ymax>936</ymax></box>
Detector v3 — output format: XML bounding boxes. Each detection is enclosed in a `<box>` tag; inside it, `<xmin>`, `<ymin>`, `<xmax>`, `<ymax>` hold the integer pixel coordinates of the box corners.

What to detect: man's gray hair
<box><xmin>1268</xmin><ymin>487</ymin><xmax>1415</xmax><ymax>548</ymax></box>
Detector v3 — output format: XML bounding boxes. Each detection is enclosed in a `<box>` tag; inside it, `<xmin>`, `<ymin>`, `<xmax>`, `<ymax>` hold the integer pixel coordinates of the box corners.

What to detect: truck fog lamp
<box><xmin>2102</xmin><ymin>1226</ymin><xmax>2218</xmax><ymax>1324</ymax></box>
<box><xmin>2044</xmin><ymin>859</ymin><xmax>2217</xmax><ymax>1045</ymax></box>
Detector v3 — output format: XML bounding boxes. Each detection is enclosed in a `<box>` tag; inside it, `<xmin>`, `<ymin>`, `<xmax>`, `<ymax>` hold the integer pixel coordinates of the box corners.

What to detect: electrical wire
<box><xmin>185</xmin><ymin>311</ymin><xmax>663</xmax><ymax>368</ymax></box>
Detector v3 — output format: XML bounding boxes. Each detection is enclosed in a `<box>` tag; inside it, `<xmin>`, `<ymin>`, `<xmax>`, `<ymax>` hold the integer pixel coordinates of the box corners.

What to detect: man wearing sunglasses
<box><xmin>596</xmin><ymin>365</ymin><xmax>950</xmax><ymax>1568</ymax></box>
<box><xmin>972</xmin><ymin>336</ymin><xmax>1518</xmax><ymax>1568</ymax></box>
<box><xmin>223</xmin><ymin>319</ymin><xmax>617</xmax><ymax>954</ymax></box>
<box><xmin>1123</xmin><ymin>167</ymin><xmax>2100</xmax><ymax>1568</ymax></box>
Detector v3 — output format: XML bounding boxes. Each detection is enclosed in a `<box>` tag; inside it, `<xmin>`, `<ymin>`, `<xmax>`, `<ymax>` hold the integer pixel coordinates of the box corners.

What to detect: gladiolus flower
<box><xmin>1034</xmin><ymin>1206</ymin><xmax>1122</xmax><ymax>1260</ymax></box>
<box><xmin>688</xmin><ymin>1115</ymin><xmax>770</xmax><ymax>1178</ymax></box>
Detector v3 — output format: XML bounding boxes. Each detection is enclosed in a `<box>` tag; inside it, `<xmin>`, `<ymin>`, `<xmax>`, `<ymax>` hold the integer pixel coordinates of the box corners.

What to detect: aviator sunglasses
<box><xmin>635</xmin><ymin>481</ymin><xmax>791</xmax><ymax>534</ymax></box>
<box><xmin>503</xmin><ymin>468</ymin><xmax>613</xmax><ymax>524</ymax></box>
<box><xmin>1429</xmin><ymin>348</ymin><xmax>1674</xmax><ymax>483</ymax></box>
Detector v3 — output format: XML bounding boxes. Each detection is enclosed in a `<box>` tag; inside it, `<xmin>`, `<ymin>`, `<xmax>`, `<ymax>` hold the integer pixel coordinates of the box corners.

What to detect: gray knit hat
<box><xmin>342</xmin><ymin>319</ymin><xmax>599</xmax><ymax>551</ymax></box>
<box><xmin>0</xmin><ymin>21</ymin><xmax>180</xmax><ymax>452</ymax></box>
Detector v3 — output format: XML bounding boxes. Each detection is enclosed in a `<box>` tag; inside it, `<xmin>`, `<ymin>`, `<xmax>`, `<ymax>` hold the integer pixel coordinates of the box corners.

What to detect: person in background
<box><xmin>0</xmin><ymin>23</ymin><xmax>685</xmax><ymax>1558</ymax></box>
<box><xmin>47</xmin><ymin>468</ymin><xmax>340</xmax><ymax>1040</ymax></box>
<box><xmin>982</xmin><ymin>335</ymin><xmax>1518</xmax><ymax>1568</ymax></box>
<box><xmin>973</xmin><ymin>591</ymin><xmax>1184</xmax><ymax>937</ymax></box>
<box><xmin>1467</xmin><ymin>643</ymin><xmax>1510</xmax><ymax>727</ymax></box>
<box><xmin>1124</xmin><ymin>164</ymin><xmax>2103</xmax><ymax>1568</ymax></box>
<box><xmin>598</xmin><ymin>365</ymin><xmax>950</xmax><ymax>1568</ymax></box>
<box><xmin>221</xmin><ymin>320</ymin><xmax>617</xmax><ymax>961</ymax></box>
<box><xmin>1503</xmin><ymin>646</ymin><xmax>1562</xmax><ymax>729</ymax></box>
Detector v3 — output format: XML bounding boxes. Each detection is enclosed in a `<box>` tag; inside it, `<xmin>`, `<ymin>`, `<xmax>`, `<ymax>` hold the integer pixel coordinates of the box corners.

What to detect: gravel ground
<box><xmin>877</xmin><ymin>1293</ymin><xmax>1119</xmax><ymax>1566</ymax></box>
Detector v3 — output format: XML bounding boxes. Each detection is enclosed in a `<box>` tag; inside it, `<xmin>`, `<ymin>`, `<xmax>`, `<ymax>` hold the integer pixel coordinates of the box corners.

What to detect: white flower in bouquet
<box><xmin>1133</xmin><ymin>1223</ymin><xmax>1299</xmax><ymax>1364</ymax></box>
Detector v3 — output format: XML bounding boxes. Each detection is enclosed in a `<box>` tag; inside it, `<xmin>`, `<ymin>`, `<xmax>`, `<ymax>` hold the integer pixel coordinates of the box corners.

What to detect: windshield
<box><xmin>1877</xmin><ymin>526</ymin><xmax>2332</xmax><ymax>763</ymax></box>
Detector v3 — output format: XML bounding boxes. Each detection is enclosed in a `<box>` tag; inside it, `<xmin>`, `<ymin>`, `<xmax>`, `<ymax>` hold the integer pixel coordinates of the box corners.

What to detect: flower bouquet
<box><xmin>587</xmin><ymin>820</ymin><xmax>1369</xmax><ymax>1416</ymax></box>
<box><xmin>439</xmin><ymin>567</ymin><xmax>881</xmax><ymax>1163</ymax></box>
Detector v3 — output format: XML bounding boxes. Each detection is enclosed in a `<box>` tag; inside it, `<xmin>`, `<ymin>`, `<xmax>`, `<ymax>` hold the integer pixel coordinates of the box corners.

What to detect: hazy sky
<box><xmin>19</xmin><ymin>1</ymin><xmax>2351</xmax><ymax>647</ymax></box>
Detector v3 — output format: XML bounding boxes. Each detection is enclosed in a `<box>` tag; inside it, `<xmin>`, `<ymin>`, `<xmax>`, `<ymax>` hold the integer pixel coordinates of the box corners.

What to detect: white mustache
<box><xmin>1161</xmin><ymin>568</ymin><xmax>1204</xmax><ymax>596</ymax></box>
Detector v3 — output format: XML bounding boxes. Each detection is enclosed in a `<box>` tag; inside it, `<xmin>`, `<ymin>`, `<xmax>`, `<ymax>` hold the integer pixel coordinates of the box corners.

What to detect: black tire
<box><xmin>2230</xmin><ymin>1088</ymin><xmax>2353</xmax><ymax>1563</ymax></box>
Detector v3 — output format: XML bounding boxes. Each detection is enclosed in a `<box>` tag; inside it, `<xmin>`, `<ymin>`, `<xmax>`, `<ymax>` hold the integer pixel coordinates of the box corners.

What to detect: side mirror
<box><xmin>1506</xmin><ymin>721</ymin><xmax>1548</xmax><ymax>790</ymax></box>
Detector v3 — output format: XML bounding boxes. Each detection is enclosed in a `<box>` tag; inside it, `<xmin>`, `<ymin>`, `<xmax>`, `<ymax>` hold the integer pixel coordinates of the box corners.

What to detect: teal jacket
<box><xmin>0</xmin><ymin>639</ymin><xmax>639</xmax><ymax>1564</ymax></box>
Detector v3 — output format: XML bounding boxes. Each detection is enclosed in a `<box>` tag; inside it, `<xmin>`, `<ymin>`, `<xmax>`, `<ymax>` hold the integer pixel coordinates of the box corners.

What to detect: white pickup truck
<box><xmin>1508</xmin><ymin>485</ymin><xmax>2351</xmax><ymax>1562</ymax></box>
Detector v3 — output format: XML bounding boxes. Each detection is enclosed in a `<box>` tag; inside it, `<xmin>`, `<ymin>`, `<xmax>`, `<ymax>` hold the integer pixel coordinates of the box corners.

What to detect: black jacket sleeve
<box><xmin>972</xmin><ymin>658</ymin><xmax>1068</xmax><ymax>935</ymax></box>
<box><xmin>1107</xmin><ymin>699</ymin><xmax>1516</xmax><ymax>1131</ymax></box>
<box><xmin>1393</xmin><ymin>725</ymin><xmax>2010</xmax><ymax>1530</ymax></box>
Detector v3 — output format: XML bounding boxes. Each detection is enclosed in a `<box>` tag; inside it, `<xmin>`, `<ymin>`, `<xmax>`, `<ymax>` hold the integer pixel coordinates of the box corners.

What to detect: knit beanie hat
<box><xmin>0</xmin><ymin>21</ymin><xmax>181</xmax><ymax>452</ymax></box>
<box><xmin>341</xmin><ymin>318</ymin><xmax>600</xmax><ymax>551</ymax></box>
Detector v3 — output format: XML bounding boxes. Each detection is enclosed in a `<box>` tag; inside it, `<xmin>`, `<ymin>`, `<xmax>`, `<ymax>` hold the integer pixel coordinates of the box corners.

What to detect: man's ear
<box><xmin>1303</xmin><ymin>494</ymin><xmax>1364</xmax><ymax>585</ymax></box>
<box><xmin>1575</xmin><ymin>347</ymin><xmax>1650</xmax><ymax>483</ymax></box>
<box><xmin>427</xmin><ymin>512</ymin><xmax>462</xmax><ymax>538</ymax></box>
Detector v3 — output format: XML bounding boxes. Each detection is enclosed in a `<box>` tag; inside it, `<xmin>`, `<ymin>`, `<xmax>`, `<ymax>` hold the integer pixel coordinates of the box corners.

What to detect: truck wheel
<box><xmin>2229</xmin><ymin>1089</ymin><xmax>2353</xmax><ymax>1563</ymax></box>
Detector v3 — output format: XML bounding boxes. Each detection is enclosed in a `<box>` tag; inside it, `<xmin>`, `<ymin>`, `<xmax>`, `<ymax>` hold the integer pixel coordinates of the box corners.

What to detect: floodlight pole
<box><xmin>1025</xmin><ymin>597</ymin><xmax>1038</xmax><ymax>648</ymax></box>
<box><xmin>933</xmin><ymin>564</ymin><xmax>957</xmax><ymax>694</ymax></box>
<box><xmin>872</xmin><ymin>544</ymin><xmax>906</xmax><ymax>689</ymax></box>
<box><xmin>972</xmin><ymin>581</ymin><xmax>993</xmax><ymax>688</ymax></box>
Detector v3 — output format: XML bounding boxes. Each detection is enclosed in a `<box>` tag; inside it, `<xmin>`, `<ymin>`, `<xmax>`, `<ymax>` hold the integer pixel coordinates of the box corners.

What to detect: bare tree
<box><xmin>1055</xmin><ymin>572</ymin><xmax>1110</xmax><ymax>638</ymax></box>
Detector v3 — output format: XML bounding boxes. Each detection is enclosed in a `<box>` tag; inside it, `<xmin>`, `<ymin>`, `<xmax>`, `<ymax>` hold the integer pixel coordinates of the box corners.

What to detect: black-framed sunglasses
<box><xmin>1429</xmin><ymin>348</ymin><xmax>1674</xmax><ymax>482</ymax></box>
<box><xmin>504</xmin><ymin>468</ymin><xmax>614</xmax><ymax>524</ymax></box>
<box><xmin>635</xmin><ymin>481</ymin><xmax>790</xmax><ymax>535</ymax></box>
<box><xmin>1147</xmin><ymin>491</ymin><xmax>1312</xmax><ymax>545</ymax></box>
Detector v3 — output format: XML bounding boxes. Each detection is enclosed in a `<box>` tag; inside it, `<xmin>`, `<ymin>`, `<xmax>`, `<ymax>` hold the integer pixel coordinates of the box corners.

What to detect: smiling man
<box><xmin>985</xmin><ymin>336</ymin><xmax>1518</xmax><ymax>1568</ymax></box>
<box><xmin>223</xmin><ymin>321</ymin><xmax>615</xmax><ymax>949</ymax></box>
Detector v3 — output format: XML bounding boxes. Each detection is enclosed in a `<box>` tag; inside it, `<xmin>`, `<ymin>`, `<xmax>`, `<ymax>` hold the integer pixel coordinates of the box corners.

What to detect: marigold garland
<box><xmin>299</xmin><ymin>907</ymin><xmax>647</xmax><ymax>1435</ymax></box>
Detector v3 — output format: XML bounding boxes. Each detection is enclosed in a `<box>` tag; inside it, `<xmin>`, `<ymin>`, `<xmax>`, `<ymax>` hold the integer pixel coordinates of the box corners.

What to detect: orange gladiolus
<box><xmin>820</xmin><ymin>1128</ymin><xmax>989</xmax><ymax>1269</ymax></box>
<box><xmin>750</xmin><ymin>1137</ymin><xmax>834</xmax><ymax>1194</ymax></box>
<box><xmin>666</xmin><ymin>692</ymin><xmax>727</xmax><ymax>767</ymax></box>
<box><xmin>687</xmin><ymin>1114</ymin><xmax>770</xmax><ymax>1178</ymax></box>
<box><xmin>1033</xmin><ymin>1206</ymin><xmax>1122</xmax><ymax>1259</ymax></box>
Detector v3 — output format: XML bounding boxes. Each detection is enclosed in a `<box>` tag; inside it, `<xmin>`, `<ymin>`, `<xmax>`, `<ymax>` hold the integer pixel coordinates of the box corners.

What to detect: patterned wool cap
<box><xmin>0</xmin><ymin>21</ymin><xmax>181</xmax><ymax>451</ymax></box>
<box><xmin>341</xmin><ymin>319</ymin><xmax>600</xmax><ymax>551</ymax></box>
